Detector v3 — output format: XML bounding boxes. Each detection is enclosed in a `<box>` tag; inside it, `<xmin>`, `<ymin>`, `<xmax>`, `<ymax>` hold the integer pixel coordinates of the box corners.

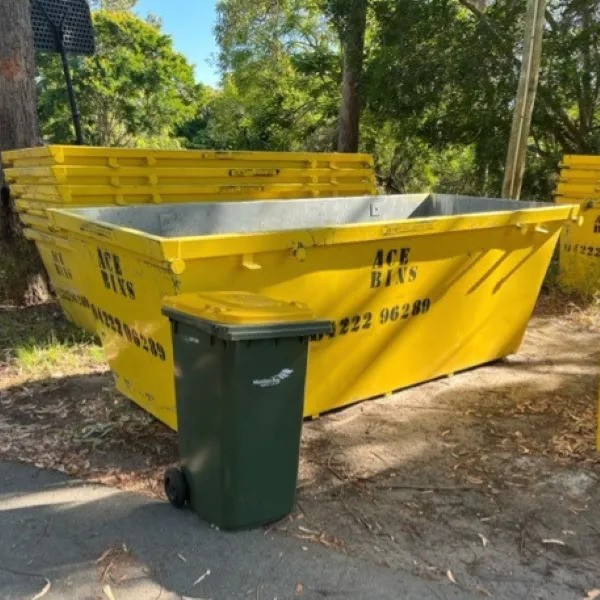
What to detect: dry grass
<box><xmin>0</xmin><ymin>303</ymin><xmax>107</xmax><ymax>386</ymax></box>
<box><xmin>0</xmin><ymin>303</ymin><xmax>176</xmax><ymax>497</ymax></box>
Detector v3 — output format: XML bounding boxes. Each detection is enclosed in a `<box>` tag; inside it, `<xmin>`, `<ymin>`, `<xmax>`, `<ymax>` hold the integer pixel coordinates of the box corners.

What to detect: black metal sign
<box><xmin>31</xmin><ymin>0</ymin><xmax>95</xmax><ymax>56</ymax></box>
<box><xmin>31</xmin><ymin>0</ymin><xmax>96</xmax><ymax>144</ymax></box>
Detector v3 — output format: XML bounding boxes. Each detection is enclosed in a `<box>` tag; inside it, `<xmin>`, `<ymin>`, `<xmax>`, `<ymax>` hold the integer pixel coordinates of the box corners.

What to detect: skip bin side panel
<box><xmin>61</xmin><ymin>214</ymin><xmax>564</xmax><ymax>429</ymax></box>
<box><xmin>558</xmin><ymin>207</ymin><xmax>600</xmax><ymax>295</ymax></box>
<box><xmin>179</xmin><ymin>225</ymin><xmax>561</xmax><ymax>417</ymax></box>
<box><xmin>63</xmin><ymin>234</ymin><xmax>181</xmax><ymax>428</ymax></box>
<box><xmin>555</xmin><ymin>158</ymin><xmax>600</xmax><ymax>295</ymax></box>
<box><xmin>27</xmin><ymin>236</ymin><xmax>97</xmax><ymax>333</ymax></box>
<box><xmin>29</xmin><ymin>235</ymin><xmax>98</xmax><ymax>335</ymax></box>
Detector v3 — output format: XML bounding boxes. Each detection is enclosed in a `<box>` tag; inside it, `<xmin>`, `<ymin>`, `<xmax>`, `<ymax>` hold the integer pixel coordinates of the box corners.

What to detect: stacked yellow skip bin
<box><xmin>3</xmin><ymin>145</ymin><xmax>376</xmax><ymax>231</ymax></box>
<box><xmin>1</xmin><ymin>145</ymin><xmax>376</xmax><ymax>331</ymax></box>
<box><xmin>555</xmin><ymin>154</ymin><xmax>600</xmax><ymax>296</ymax></box>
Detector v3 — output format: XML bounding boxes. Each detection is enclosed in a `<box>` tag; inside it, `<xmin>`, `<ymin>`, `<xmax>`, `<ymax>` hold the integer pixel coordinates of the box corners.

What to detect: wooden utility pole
<box><xmin>502</xmin><ymin>0</ymin><xmax>546</xmax><ymax>199</ymax></box>
<box><xmin>0</xmin><ymin>0</ymin><xmax>39</xmax><ymax>239</ymax></box>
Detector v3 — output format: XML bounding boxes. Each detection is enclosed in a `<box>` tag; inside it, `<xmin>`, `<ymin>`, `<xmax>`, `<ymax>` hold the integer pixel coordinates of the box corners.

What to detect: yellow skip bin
<box><xmin>555</xmin><ymin>154</ymin><xmax>600</xmax><ymax>295</ymax></box>
<box><xmin>2</xmin><ymin>145</ymin><xmax>376</xmax><ymax>332</ymax></box>
<box><xmin>47</xmin><ymin>194</ymin><xmax>578</xmax><ymax>429</ymax></box>
<box><xmin>4</xmin><ymin>165</ymin><xmax>374</xmax><ymax>187</ymax></box>
<box><xmin>2</xmin><ymin>145</ymin><xmax>374</xmax><ymax>170</ymax></box>
<box><xmin>10</xmin><ymin>182</ymin><xmax>375</xmax><ymax>204</ymax></box>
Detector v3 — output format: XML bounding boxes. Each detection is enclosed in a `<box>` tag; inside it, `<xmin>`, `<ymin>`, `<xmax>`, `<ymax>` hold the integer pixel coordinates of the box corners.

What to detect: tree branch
<box><xmin>456</xmin><ymin>0</ymin><xmax>485</xmax><ymax>19</ymax></box>
<box><xmin>544</xmin><ymin>8</ymin><xmax>559</xmax><ymax>30</ymax></box>
<box><xmin>456</xmin><ymin>0</ymin><xmax>584</xmax><ymax>153</ymax></box>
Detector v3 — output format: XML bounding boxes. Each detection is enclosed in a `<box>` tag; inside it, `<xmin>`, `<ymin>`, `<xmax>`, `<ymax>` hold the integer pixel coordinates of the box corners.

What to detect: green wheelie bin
<box><xmin>161</xmin><ymin>291</ymin><xmax>331</xmax><ymax>530</ymax></box>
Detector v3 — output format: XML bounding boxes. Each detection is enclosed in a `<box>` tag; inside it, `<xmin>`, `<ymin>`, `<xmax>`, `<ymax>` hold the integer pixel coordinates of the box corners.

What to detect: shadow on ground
<box><xmin>0</xmin><ymin>461</ymin><xmax>473</xmax><ymax>600</ymax></box>
<box><xmin>0</xmin><ymin>299</ymin><xmax>599</xmax><ymax>599</ymax></box>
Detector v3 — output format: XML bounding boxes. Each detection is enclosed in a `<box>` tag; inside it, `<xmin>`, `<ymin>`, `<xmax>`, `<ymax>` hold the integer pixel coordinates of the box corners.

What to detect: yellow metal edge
<box><xmin>1</xmin><ymin>146</ymin><xmax>53</xmax><ymax>161</ymax></box>
<box><xmin>9</xmin><ymin>144</ymin><xmax>373</xmax><ymax>163</ymax></box>
<box><xmin>562</xmin><ymin>154</ymin><xmax>600</xmax><ymax>167</ymax></box>
<box><xmin>50</xmin><ymin>203</ymin><xmax>579</xmax><ymax>266</ymax></box>
<box><xmin>10</xmin><ymin>181</ymin><xmax>375</xmax><ymax>194</ymax></box>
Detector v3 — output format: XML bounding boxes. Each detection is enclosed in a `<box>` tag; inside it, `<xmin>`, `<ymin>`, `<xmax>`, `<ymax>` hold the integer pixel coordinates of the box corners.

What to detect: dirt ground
<box><xmin>1</xmin><ymin>292</ymin><xmax>599</xmax><ymax>600</ymax></box>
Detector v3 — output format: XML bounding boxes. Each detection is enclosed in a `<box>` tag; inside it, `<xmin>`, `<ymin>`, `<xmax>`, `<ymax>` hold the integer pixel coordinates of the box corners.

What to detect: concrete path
<box><xmin>0</xmin><ymin>460</ymin><xmax>475</xmax><ymax>600</ymax></box>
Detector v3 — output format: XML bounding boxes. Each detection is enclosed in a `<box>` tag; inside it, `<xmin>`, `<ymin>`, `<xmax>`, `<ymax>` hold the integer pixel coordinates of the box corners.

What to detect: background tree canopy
<box><xmin>35</xmin><ymin>0</ymin><xmax>600</xmax><ymax>201</ymax></box>
<box><xmin>37</xmin><ymin>10</ymin><xmax>199</xmax><ymax>147</ymax></box>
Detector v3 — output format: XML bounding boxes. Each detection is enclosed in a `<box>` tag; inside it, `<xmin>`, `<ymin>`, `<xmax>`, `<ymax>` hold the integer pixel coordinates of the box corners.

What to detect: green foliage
<box><xmin>36</xmin><ymin>11</ymin><xmax>198</xmax><ymax>147</ymax></box>
<box><xmin>199</xmin><ymin>0</ymin><xmax>340</xmax><ymax>150</ymax></box>
<box><xmin>33</xmin><ymin>0</ymin><xmax>600</xmax><ymax>199</ymax></box>
<box><xmin>205</xmin><ymin>0</ymin><xmax>600</xmax><ymax>201</ymax></box>
<box><xmin>88</xmin><ymin>0</ymin><xmax>138</xmax><ymax>12</ymax></box>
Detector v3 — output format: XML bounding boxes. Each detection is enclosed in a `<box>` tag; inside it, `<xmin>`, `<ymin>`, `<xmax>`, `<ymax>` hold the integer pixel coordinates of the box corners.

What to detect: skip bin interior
<box><xmin>60</xmin><ymin>193</ymin><xmax>546</xmax><ymax>238</ymax></box>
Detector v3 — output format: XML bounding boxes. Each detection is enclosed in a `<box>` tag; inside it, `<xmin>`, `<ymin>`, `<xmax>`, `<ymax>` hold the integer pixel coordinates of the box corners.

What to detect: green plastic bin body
<box><xmin>162</xmin><ymin>292</ymin><xmax>331</xmax><ymax>530</ymax></box>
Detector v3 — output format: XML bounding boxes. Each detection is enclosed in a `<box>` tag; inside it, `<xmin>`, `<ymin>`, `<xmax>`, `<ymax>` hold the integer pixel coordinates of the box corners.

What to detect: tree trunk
<box><xmin>0</xmin><ymin>0</ymin><xmax>39</xmax><ymax>236</ymax></box>
<box><xmin>0</xmin><ymin>0</ymin><xmax>46</xmax><ymax>304</ymax></box>
<box><xmin>502</xmin><ymin>0</ymin><xmax>546</xmax><ymax>199</ymax></box>
<box><xmin>336</xmin><ymin>0</ymin><xmax>368</xmax><ymax>153</ymax></box>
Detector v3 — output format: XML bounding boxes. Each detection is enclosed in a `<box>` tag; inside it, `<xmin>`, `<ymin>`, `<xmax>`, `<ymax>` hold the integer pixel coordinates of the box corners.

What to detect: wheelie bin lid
<box><xmin>162</xmin><ymin>291</ymin><xmax>332</xmax><ymax>341</ymax></box>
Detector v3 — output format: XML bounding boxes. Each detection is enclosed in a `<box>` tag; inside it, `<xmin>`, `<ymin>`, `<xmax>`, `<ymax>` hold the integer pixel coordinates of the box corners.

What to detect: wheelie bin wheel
<box><xmin>164</xmin><ymin>467</ymin><xmax>188</xmax><ymax>508</ymax></box>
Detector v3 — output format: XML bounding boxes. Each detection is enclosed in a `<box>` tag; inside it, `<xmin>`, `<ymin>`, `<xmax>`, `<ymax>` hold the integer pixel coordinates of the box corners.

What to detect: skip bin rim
<box><xmin>2</xmin><ymin>144</ymin><xmax>374</xmax><ymax>165</ymax></box>
<box><xmin>48</xmin><ymin>195</ymin><xmax>580</xmax><ymax>265</ymax></box>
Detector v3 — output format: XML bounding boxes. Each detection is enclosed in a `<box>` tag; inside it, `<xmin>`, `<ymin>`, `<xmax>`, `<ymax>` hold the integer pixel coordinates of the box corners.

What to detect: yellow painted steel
<box><xmin>556</xmin><ymin>182</ymin><xmax>600</xmax><ymax>198</ymax></box>
<box><xmin>10</xmin><ymin>182</ymin><xmax>376</xmax><ymax>204</ymax></box>
<box><xmin>4</xmin><ymin>165</ymin><xmax>374</xmax><ymax>187</ymax></box>
<box><xmin>557</xmin><ymin>169</ymin><xmax>600</xmax><ymax>184</ymax></box>
<box><xmin>22</xmin><ymin>228</ymin><xmax>98</xmax><ymax>332</ymax></box>
<box><xmin>555</xmin><ymin>154</ymin><xmax>600</xmax><ymax>295</ymax></box>
<box><xmin>2</xmin><ymin>145</ymin><xmax>376</xmax><ymax>333</ymax></box>
<box><xmin>560</xmin><ymin>155</ymin><xmax>600</xmax><ymax>169</ymax></box>
<box><xmin>2</xmin><ymin>145</ymin><xmax>374</xmax><ymax>170</ymax></box>
<box><xmin>47</xmin><ymin>201</ymin><xmax>578</xmax><ymax>430</ymax></box>
<box><xmin>558</xmin><ymin>208</ymin><xmax>600</xmax><ymax>296</ymax></box>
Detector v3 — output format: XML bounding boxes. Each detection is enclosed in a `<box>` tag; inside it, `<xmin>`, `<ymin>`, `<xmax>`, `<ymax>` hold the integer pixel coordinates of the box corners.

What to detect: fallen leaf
<box><xmin>103</xmin><ymin>585</ymin><xmax>116</xmax><ymax>600</ymax></box>
<box><xmin>298</xmin><ymin>525</ymin><xmax>320</xmax><ymax>535</ymax></box>
<box><xmin>96</xmin><ymin>546</ymin><xmax>117</xmax><ymax>564</ymax></box>
<box><xmin>193</xmin><ymin>569</ymin><xmax>211</xmax><ymax>585</ymax></box>
<box><xmin>478</xmin><ymin>533</ymin><xmax>489</xmax><ymax>548</ymax></box>
<box><xmin>31</xmin><ymin>578</ymin><xmax>51</xmax><ymax>600</ymax></box>
<box><xmin>447</xmin><ymin>570</ymin><xmax>457</xmax><ymax>584</ymax></box>
<box><xmin>296</xmin><ymin>582</ymin><xmax>304</xmax><ymax>596</ymax></box>
<box><xmin>101</xmin><ymin>561</ymin><xmax>114</xmax><ymax>583</ymax></box>
<box><xmin>584</xmin><ymin>590</ymin><xmax>600</xmax><ymax>600</ymax></box>
<box><xmin>542</xmin><ymin>539</ymin><xmax>566</xmax><ymax>546</ymax></box>
<box><xmin>466</xmin><ymin>475</ymin><xmax>484</xmax><ymax>485</ymax></box>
